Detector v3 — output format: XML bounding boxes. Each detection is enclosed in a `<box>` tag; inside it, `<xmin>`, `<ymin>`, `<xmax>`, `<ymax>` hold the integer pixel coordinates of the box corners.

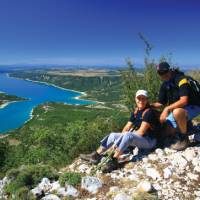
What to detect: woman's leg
<box><xmin>113</xmin><ymin>131</ymin><xmax>156</xmax><ymax>158</ymax></box>
<box><xmin>97</xmin><ymin>132</ymin><xmax>121</xmax><ymax>154</ymax></box>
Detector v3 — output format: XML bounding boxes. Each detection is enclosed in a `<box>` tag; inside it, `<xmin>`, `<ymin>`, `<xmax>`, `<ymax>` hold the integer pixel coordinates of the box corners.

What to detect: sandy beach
<box><xmin>0</xmin><ymin>101</ymin><xmax>16</xmax><ymax>109</ymax></box>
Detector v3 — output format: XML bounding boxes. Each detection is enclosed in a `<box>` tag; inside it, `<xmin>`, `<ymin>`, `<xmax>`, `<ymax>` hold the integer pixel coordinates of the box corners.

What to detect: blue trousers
<box><xmin>100</xmin><ymin>131</ymin><xmax>156</xmax><ymax>153</ymax></box>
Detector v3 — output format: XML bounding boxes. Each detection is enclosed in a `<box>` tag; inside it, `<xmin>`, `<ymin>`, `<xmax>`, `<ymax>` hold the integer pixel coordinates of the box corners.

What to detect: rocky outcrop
<box><xmin>62</xmin><ymin>145</ymin><xmax>200</xmax><ymax>200</ymax></box>
<box><xmin>1</xmin><ymin>142</ymin><xmax>200</xmax><ymax>199</ymax></box>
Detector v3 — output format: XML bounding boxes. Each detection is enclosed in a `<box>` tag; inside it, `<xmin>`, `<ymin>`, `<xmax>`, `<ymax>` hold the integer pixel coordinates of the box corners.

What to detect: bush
<box><xmin>0</xmin><ymin>141</ymin><xmax>8</xmax><ymax>168</ymax></box>
<box><xmin>15</xmin><ymin>186</ymin><xmax>35</xmax><ymax>200</ymax></box>
<box><xmin>121</xmin><ymin>34</ymin><xmax>162</xmax><ymax>109</ymax></box>
<box><xmin>59</xmin><ymin>172</ymin><xmax>82</xmax><ymax>186</ymax></box>
<box><xmin>5</xmin><ymin>164</ymin><xmax>58</xmax><ymax>195</ymax></box>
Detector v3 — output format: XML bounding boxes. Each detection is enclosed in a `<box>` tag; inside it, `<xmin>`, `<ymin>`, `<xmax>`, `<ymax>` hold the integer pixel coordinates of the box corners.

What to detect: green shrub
<box><xmin>59</xmin><ymin>172</ymin><xmax>82</xmax><ymax>186</ymax></box>
<box><xmin>5</xmin><ymin>164</ymin><xmax>58</xmax><ymax>195</ymax></box>
<box><xmin>121</xmin><ymin>34</ymin><xmax>164</xmax><ymax>109</ymax></box>
<box><xmin>0</xmin><ymin>141</ymin><xmax>8</xmax><ymax>168</ymax></box>
<box><xmin>15</xmin><ymin>186</ymin><xmax>35</xmax><ymax>200</ymax></box>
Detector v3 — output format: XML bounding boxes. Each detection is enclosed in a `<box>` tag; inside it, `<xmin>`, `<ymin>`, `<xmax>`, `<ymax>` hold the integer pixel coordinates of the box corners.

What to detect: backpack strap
<box><xmin>133</xmin><ymin>106</ymin><xmax>153</xmax><ymax>130</ymax></box>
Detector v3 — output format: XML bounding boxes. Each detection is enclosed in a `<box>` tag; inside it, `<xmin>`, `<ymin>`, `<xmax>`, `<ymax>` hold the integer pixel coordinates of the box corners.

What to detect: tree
<box><xmin>121</xmin><ymin>33</ymin><xmax>161</xmax><ymax>109</ymax></box>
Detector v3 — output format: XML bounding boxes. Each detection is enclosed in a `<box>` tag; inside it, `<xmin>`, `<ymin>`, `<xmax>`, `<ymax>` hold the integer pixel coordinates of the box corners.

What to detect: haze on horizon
<box><xmin>0</xmin><ymin>0</ymin><xmax>200</xmax><ymax>69</ymax></box>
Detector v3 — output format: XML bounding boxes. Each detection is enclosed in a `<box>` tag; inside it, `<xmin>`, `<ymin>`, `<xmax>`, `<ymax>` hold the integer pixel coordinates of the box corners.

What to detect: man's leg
<box><xmin>165</xmin><ymin>108</ymin><xmax>189</xmax><ymax>150</ymax></box>
<box><xmin>172</xmin><ymin>108</ymin><xmax>188</xmax><ymax>134</ymax></box>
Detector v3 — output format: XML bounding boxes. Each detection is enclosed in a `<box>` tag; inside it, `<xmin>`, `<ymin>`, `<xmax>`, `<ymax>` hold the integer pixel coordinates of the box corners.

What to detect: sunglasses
<box><xmin>157</xmin><ymin>70</ymin><xmax>169</xmax><ymax>76</ymax></box>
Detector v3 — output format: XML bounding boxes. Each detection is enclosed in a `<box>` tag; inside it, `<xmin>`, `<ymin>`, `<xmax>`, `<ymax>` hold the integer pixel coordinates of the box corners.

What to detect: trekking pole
<box><xmin>91</xmin><ymin>127</ymin><xmax>137</xmax><ymax>175</ymax></box>
<box><xmin>91</xmin><ymin>148</ymin><xmax>115</xmax><ymax>175</ymax></box>
<box><xmin>91</xmin><ymin>132</ymin><xmax>127</xmax><ymax>175</ymax></box>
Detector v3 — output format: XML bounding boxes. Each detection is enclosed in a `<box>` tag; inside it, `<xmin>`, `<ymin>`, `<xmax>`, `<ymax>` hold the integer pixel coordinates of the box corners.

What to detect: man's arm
<box><xmin>151</xmin><ymin>102</ymin><xmax>163</xmax><ymax>109</ymax></box>
<box><xmin>160</xmin><ymin>96</ymin><xmax>188</xmax><ymax>123</ymax></box>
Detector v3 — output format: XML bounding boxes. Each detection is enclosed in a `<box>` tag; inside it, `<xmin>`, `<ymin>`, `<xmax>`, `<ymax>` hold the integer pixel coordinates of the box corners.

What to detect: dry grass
<box><xmin>187</xmin><ymin>70</ymin><xmax>200</xmax><ymax>82</ymax></box>
<box><xmin>133</xmin><ymin>191</ymin><xmax>159</xmax><ymax>200</ymax></box>
<box><xmin>47</xmin><ymin>69</ymin><xmax>120</xmax><ymax>77</ymax></box>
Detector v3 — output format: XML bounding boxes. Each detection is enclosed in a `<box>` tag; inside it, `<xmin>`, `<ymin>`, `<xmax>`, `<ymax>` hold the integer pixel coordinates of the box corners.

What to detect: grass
<box><xmin>59</xmin><ymin>172</ymin><xmax>82</xmax><ymax>187</ymax></box>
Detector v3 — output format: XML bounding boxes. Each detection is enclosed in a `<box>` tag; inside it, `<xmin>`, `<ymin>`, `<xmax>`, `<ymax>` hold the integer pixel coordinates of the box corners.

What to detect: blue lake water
<box><xmin>0</xmin><ymin>73</ymin><xmax>94</xmax><ymax>134</ymax></box>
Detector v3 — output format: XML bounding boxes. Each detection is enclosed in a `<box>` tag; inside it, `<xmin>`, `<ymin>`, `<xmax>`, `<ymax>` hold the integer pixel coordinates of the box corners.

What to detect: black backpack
<box><xmin>186</xmin><ymin>76</ymin><xmax>200</xmax><ymax>98</ymax></box>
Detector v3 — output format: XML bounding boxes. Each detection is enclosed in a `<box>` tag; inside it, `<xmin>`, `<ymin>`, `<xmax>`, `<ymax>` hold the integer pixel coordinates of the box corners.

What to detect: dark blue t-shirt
<box><xmin>159</xmin><ymin>72</ymin><xmax>200</xmax><ymax>106</ymax></box>
<box><xmin>129</xmin><ymin>108</ymin><xmax>160</xmax><ymax>138</ymax></box>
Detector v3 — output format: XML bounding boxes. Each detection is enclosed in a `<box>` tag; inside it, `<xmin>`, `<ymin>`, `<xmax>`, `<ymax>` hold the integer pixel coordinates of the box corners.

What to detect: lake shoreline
<box><xmin>0</xmin><ymin>101</ymin><xmax>17</xmax><ymax>109</ymax></box>
<box><xmin>8</xmin><ymin>73</ymin><xmax>103</xmax><ymax>104</ymax></box>
<box><xmin>7</xmin><ymin>73</ymin><xmax>87</xmax><ymax>99</ymax></box>
<box><xmin>0</xmin><ymin>73</ymin><xmax>100</xmax><ymax>135</ymax></box>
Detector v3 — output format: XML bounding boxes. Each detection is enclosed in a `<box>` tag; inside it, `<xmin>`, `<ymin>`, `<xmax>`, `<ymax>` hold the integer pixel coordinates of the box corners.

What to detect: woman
<box><xmin>80</xmin><ymin>90</ymin><xmax>160</xmax><ymax>173</ymax></box>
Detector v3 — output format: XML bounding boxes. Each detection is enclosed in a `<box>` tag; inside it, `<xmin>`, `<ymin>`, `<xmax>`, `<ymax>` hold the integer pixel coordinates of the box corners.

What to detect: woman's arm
<box><xmin>122</xmin><ymin>121</ymin><xmax>133</xmax><ymax>133</ymax></box>
<box><xmin>135</xmin><ymin>121</ymin><xmax>151</xmax><ymax>136</ymax></box>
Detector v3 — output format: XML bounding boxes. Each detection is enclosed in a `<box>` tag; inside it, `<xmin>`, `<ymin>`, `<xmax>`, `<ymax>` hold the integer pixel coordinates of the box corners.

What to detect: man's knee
<box><xmin>172</xmin><ymin>108</ymin><xmax>187</xmax><ymax>120</ymax></box>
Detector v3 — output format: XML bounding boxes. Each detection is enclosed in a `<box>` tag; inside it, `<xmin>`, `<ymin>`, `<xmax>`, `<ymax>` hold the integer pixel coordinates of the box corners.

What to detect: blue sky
<box><xmin>0</xmin><ymin>0</ymin><xmax>200</xmax><ymax>68</ymax></box>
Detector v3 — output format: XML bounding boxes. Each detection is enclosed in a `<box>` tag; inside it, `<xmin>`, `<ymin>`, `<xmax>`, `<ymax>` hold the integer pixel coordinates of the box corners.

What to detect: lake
<box><xmin>0</xmin><ymin>73</ymin><xmax>94</xmax><ymax>134</ymax></box>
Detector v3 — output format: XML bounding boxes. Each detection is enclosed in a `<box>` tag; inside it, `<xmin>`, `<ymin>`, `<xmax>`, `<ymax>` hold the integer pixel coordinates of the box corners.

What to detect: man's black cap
<box><xmin>156</xmin><ymin>62</ymin><xmax>170</xmax><ymax>75</ymax></box>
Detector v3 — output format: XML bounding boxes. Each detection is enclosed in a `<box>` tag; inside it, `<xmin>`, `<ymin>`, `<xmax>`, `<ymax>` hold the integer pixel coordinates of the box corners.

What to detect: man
<box><xmin>152</xmin><ymin>62</ymin><xmax>200</xmax><ymax>150</ymax></box>
<box><xmin>80</xmin><ymin>90</ymin><xmax>160</xmax><ymax>173</ymax></box>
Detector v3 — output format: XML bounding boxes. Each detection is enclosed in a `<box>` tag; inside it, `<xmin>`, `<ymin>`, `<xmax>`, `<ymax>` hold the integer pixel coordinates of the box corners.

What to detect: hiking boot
<box><xmin>101</xmin><ymin>157</ymin><xmax>119</xmax><ymax>173</ymax></box>
<box><xmin>170</xmin><ymin>134</ymin><xmax>190</xmax><ymax>151</ymax></box>
<box><xmin>80</xmin><ymin>151</ymin><xmax>102</xmax><ymax>164</ymax></box>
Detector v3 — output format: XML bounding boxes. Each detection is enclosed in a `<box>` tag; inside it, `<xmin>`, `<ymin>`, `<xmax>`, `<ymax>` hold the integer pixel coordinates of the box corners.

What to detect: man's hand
<box><xmin>160</xmin><ymin>107</ymin><xmax>170</xmax><ymax>124</ymax></box>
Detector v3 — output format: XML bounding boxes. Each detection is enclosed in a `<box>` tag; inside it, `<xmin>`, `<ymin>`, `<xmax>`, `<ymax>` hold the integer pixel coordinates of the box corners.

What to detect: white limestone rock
<box><xmin>153</xmin><ymin>183</ymin><xmax>162</xmax><ymax>191</ymax></box>
<box><xmin>114</xmin><ymin>193</ymin><xmax>132</xmax><ymax>200</ymax></box>
<box><xmin>163</xmin><ymin>167</ymin><xmax>172</xmax><ymax>179</ymax></box>
<box><xmin>142</xmin><ymin>157</ymin><xmax>148</xmax><ymax>163</ymax></box>
<box><xmin>164</xmin><ymin>148</ymin><xmax>177</xmax><ymax>155</ymax></box>
<box><xmin>49</xmin><ymin>181</ymin><xmax>61</xmax><ymax>192</ymax></box>
<box><xmin>171</xmin><ymin>155</ymin><xmax>188</xmax><ymax>169</ymax></box>
<box><xmin>57</xmin><ymin>187</ymin><xmax>68</xmax><ymax>197</ymax></box>
<box><xmin>127</xmin><ymin>174</ymin><xmax>139</xmax><ymax>181</ymax></box>
<box><xmin>31</xmin><ymin>187</ymin><xmax>43</xmax><ymax>197</ymax></box>
<box><xmin>192</xmin><ymin>157</ymin><xmax>200</xmax><ymax>166</ymax></box>
<box><xmin>148</xmin><ymin>154</ymin><xmax>158</xmax><ymax>161</ymax></box>
<box><xmin>187</xmin><ymin>173</ymin><xmax>199</xmax><ymax>181</ymax></box>
<box><xmin>194</xmin><ymin>166</ymin><xmax>200</xmax><ymax>173</ymax></box>
<box><xmin>66</xmin><ymin>185</ymin><xmax>79</xmax><ymax>197</ymax></box>
<box><xmin>137</xmin><ymin>180</ymin><xmax>152</xmax><ymax>192</ymax></box>
<box><xmin>195</xmin><ymin>191</ymin><xmax>200</xmax><ymax>197</ymax></box>
<box><xmin>78</xmin><ymin>164</ymin><xmax>91</xmax><ymax>173</ymax></box>
<box><xmin>81</xmin><ymin>176</ymin><xmax>102</xmax><ymax>194</ymax></box>
<box><xmin>183</xmin><ymin>149</ymin><xmax>196</xmax><ymax>161</ymax></box>
<box><xmin>146</xmin><ymin>168</ymin><xmax>160</xmax><ymax>180</ymax></box>
<box><xmin>38</xmin><ymin>178</ymin><xmax>51</xmax><ymax>192</ymax></box>
<box><xmin>109</xmin><ymin>186</ymin><xmax>120</xmax><ymax>193</ymax></box>
<box><xmin>42</xmin><ymin>194</ymin><xmax>60</xmax><ymax>200</ymax></box>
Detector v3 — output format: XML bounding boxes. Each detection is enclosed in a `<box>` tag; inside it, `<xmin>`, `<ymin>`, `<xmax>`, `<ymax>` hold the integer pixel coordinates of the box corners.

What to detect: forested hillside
<box><xmin>0</xmin><ymin>104</ymin><xmax>127</xmax><ymax>176</ymax></box>
<box><xmin>10</xmin><ymin>70</ymin><xmax>123</xmax><ymax>104</ymax></box>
